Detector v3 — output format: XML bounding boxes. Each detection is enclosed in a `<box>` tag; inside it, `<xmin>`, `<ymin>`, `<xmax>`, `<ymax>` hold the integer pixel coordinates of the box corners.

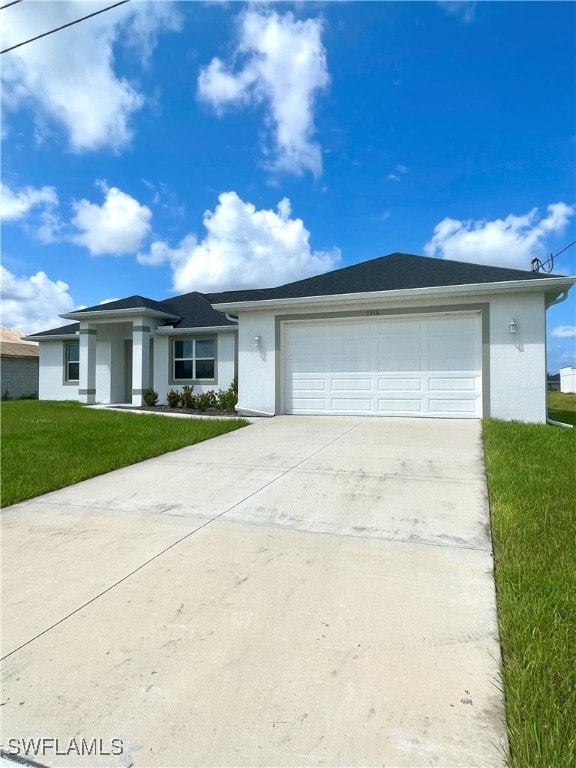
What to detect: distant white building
<box><xmin>560</xmin><ymin>366</ymin><xmax>576</xmax><ymax>393</ymax></box>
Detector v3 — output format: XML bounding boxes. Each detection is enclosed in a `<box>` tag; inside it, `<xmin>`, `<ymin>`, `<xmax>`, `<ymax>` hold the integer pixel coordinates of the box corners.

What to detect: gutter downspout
<box><xmin>236</xmin><ymin>405</ymin><xmax>275</xmax><ymax>417</ymax></box>
<box><xmin>545</xmin><ymin>291</ymin><xmax>571</xmax><ymax>425</ymax></box>
<box><xmin>547</xmin><ymin>417</ymin><xmax>573</xmax><ymax>429</ymax></box>
<box><xmin>546</xmin><ymin>290</ymin><xmax>569</xmax><ymax>308</ymax></box>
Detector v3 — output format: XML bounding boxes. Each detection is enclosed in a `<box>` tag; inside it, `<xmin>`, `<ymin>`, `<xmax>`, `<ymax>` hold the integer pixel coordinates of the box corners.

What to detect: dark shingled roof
<box><xmin>30</xmin><ymin>322</ymin><xmax>79</xmax><ymax>338</ymax></box>
<box><xmin>159</xmin><ymin>292</ymin><xmax>236</xmax><ymax>328</ymax></box>
<box><xmin>73</xmin><ymin>295</ymin><xmax>175</xmax><ymax>314</ymax></box>
<box><xmin>32</xmin><ymin>253</ymin><xmax>568</xmax><ymax>336</ymax></box>
<box><xmin>208</xmin><ymin>252</ymin><xmax>565</xmax><ymax>304</ymax></box>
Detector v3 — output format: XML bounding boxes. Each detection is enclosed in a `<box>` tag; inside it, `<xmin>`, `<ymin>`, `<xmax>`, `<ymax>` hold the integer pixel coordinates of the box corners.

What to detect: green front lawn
<box><xmin>548</xmin><ymin>390</ymin><xmax>576</xmax><ymax>426</ymax></box>
<box><xmin>483</xmin><ymin>395</ymin><xmax>576</xmax><ymax>767</ymax></box>
<box><xmin>0</xmin><ymin>400</ymin><xmax>248</xmax><ymax>507</ymax></box>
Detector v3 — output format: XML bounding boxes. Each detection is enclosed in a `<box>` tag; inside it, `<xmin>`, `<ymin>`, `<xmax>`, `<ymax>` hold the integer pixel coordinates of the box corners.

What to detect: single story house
<box><xmin>1</xmin><ymin>327</ymin><xmax>39</xmax><ymax>399</ymax></box>
<box><xmin>27</xmin><ymin>252</ymin><xmax>575</xmax><ymax>422</ymax></box>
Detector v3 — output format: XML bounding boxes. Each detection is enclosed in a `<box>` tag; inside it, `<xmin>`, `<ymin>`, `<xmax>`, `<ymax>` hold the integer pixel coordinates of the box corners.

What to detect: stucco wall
<box><xmin>1</xmin><ymin>357</ymin><xmax>39</xmax><ymax>399</ymax></box>
<box><xmin>153</xmin><ymin>330</ymin><xmax>237</xmax><ymax>405</ymax></box>
<box><xmin>38</xmin><ymin>341</ymin><xmax>78</xmax><ymax>400</ymax></box>
<box><xmin>487</xmin><ymin>292</ymin><xmax>547</xmax><ymax>422</ymax></box>
<box><xmin>237</xmin><ymin>312</ymin><xmax>277</xmax><ymax>415</ymax></box>
<box><xmin>234</xmin><ymin>289</ymin><xmax>549</xmax><ymax>422</ymax></box>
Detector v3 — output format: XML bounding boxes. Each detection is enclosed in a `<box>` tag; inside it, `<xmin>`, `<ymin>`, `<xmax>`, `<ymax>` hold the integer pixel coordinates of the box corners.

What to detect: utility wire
<box><xmin>532</xmin><ymin>239</ymin><xmax>576</xmax><ymax>273</ymax></box>
<box><xmin>551</xmin><ymin>239</ymin><xmax>576</xmax><ymax>260</ymax></box>
<box><xmin>0</xmin><ymin>0</ymin><xmax>130</xmax><ymax>55</ymax></box>
<box><xmin>0</xmin><ymin>0</ymin><xmax>24</xmax><ymax>10</ymax></box>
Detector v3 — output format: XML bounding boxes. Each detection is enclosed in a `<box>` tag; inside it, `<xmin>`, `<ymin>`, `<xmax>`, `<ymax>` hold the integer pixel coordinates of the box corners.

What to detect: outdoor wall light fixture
<box><xmin>253</xmin><ymin>335</ymin><xmax>262</xmax><ymax>347</ymax></box>
<box><xmin>508</xmin><ymin>319</ymin><xmax>517</xmax><ymax>334</ymax></box>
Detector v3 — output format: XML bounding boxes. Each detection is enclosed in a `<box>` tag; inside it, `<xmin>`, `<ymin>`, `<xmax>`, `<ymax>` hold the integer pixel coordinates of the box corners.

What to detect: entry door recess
<box><xmin>283</xmin><ymin>313</ymin><xmax>482</xmax><ymax>418</ymax></box>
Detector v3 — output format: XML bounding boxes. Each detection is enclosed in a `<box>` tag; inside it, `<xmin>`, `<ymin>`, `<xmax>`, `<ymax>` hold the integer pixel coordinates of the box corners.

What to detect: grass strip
<box><xmin>483</xmin><ymin>413</ymin><xmax>576</xmax><ymax>768</ymax></box>
<box><xmin>1</xmin><ymin>400</ymin><xmax>248</xmax><ymax>507</ymax></box>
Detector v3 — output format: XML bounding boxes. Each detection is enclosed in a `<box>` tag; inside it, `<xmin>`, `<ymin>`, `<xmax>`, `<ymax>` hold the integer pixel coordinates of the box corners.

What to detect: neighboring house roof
<box><xmin>0</xmin><ymin>327</ymin><xmax>39</xmax><ymax>358</ymax></box>
<box><xmin>29</xmin><ymin>253</ymin><xmax>574</xmax><ymax>338</ymax></box>
<box><xmin>1</xmin><ymin>342</ymin><xmax>39</xmax><ymax>359</ymax></box>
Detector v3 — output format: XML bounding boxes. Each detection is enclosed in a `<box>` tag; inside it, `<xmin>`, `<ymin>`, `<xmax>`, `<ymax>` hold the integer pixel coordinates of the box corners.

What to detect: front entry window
<box><xmin>173</xmin><ymin>338</ymin><xmax>215</xmax><ymax>381</ymax></box>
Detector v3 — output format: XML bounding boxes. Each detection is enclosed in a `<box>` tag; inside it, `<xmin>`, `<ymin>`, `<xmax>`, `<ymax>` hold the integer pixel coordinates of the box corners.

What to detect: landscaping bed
<box><xmin>114</xmin><ymin>404</ymin><xmax>239</xmax><ymax>418</ymax></box>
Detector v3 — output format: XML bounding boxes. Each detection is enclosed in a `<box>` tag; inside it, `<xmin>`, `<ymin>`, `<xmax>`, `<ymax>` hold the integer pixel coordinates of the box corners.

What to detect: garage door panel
<box><xmin>378</xmin><ymin>357</ymin><xmax>424</xmax><ymax>372</ymax></box>
<box><xmin>378</xmin><ymin>378</ymin><xmax>423</xmax><ymax>391</ymax></box>
<box><xmin>292</xmin><ymin>398</ymin><xmax>327</xmax><ymax>411</ymax></box>
<box><xmin>332</xmin><ymin>378</ymin><xmax>372</xmax><ymax>391</ymax></box>
<box><xmin>428</xmin><ymin>336</ymin><xmax>478</xmax><ymax>356</ymax></box>
<box><xmin>331</xmin><ymin>358</ymin><xmax>373</xmax><ymax>373</ymax></box>
<box><xmin>376</xmin><ymin>320</ymin><xmax>421</xmax><ymax>335</ymax></box>
<box><xmin>378</xmin><ymin>398</ymin><xmax>424</xmax><ymax>413</ymax></box>
<box><xmin>429</xmin><ymin>316</ymin><xmax>477</xmax><ymax>333</ymax></box>
<box><xmin>378</xmin><ymin>337</ymin><xmax>422</xmax><ymax>356</ymax></box>
<box><xmin>429</xmin><ymin>377</ymin><xmax>477</xmax><ymax>391</ymax></box>
<box><xmin>284</xmin><ymin>314</ymin><xmax>482</xmax><ymax>418</ymax></box>
<box><xmin>428</xmin><ymin>399</ymin><xmax>478</xmax><ymax>414</ymax></box>
<box><xmin>292</xmin><ymin>378</ymin><xmax>327</xmax><ymax>391</ymax></box>
<box><xmin>331</xmin><ymin>398</ymin><xmax>372</xmax><ymax>411</ymax></box>
<box><xmin>330</xmin><ymin>340</ymin><xmax>373</xmax><ymax>356</ymax></box>
<box><xmin>429</xmin><ymin>355</ymin><xmax>480</xmax><ymax>372</ymax></box>
<box><xmin>331</xmin><ymin>322</ymin><xmax>372</xmax><ymax>337</ymax></box>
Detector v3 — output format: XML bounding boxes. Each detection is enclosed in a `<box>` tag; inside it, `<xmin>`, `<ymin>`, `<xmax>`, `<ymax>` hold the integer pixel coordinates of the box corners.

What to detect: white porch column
<box><xmin>78</xmin><ymin>324</ymin><xmax>97</xmax><ymax>403</ymax></box>
<box><xmin>131</xmin><ymin>320</ymin><xmax>151</xmax><ymax>405</ymax></box>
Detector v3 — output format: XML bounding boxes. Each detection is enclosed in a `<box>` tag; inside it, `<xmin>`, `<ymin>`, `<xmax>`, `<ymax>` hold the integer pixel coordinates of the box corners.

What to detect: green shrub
<box><xmin>166</xmin><ymin>389</ymin><xmax>181</xmax><ymax>408</ymax></box>
<box><xmin>196</xmin><ymin>390</ymin><xmax>217</xmax><ymax>412</ymax></box>
<box><xmin>180</xmin><ymin>385</ymin><xmax>196</xmax><ymax>409</ymax></box>
<box><xmin>216</xmin><ymin>381</ymin><xmax>238</xmax><ymax>412</ymax></box>
<box><xmin>143</xmin><ymin>388</ymin><xmax>159</xmax><ymax>406</ymax></box>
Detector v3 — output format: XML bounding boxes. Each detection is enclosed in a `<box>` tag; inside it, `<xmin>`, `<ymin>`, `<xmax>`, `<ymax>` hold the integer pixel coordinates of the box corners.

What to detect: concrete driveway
<box><xmin>1</xmin><ymin>416</ymin><xmax>506</xmax><ymax>768</ymax></box>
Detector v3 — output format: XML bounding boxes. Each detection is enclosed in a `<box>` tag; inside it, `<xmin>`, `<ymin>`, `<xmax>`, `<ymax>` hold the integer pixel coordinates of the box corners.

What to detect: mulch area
<box><xmin>113</xmin><ymin>405</ymin><xmax>239</xmax><ymax>418</ymax></box>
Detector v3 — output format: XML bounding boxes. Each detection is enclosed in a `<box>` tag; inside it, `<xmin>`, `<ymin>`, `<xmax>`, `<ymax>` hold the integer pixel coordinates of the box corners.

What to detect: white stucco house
<box><xmin>27</xmin><ymin>252</ymin><xmax>575</xmax><ymax>423</ymax></box>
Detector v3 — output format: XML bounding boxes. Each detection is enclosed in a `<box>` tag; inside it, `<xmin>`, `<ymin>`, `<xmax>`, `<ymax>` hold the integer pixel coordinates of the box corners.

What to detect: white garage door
<box><xmin>283</xmin><ymin>313</ymin><xmax>482</xmax><ymax>418</ymax></box>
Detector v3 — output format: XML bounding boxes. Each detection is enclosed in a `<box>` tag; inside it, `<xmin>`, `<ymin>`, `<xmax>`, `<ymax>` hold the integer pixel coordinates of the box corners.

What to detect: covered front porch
<box><xmin>61</xmin><ymin>302</ymin><xmax>179</xmax><ymax>407</ymax></box>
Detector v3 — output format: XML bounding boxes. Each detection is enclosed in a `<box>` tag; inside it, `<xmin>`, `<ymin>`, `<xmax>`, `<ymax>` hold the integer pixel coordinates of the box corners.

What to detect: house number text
<box><xmin>366</xmin><ymin>309</ymin><xmax>380</xmax><ymax>316</ymax></box>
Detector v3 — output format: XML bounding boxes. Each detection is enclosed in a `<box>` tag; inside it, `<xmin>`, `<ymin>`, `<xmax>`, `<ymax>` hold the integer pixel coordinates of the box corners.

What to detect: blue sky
<box><xmin>1</xmin><ymin>0</ymin><xmax>575</xmax><ymax>371</ymax></box>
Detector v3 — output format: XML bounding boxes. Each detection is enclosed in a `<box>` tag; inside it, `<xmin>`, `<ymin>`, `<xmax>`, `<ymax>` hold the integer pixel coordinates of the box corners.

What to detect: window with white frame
<box><xmin>173</xmin><ymin>338</ymin><xmax>215</xmax><ymax>381</ymax></box>
<box><xmin>66</xmin><ymin>342</ymin><xmax>79</xmax><ymax>381</ymax></box>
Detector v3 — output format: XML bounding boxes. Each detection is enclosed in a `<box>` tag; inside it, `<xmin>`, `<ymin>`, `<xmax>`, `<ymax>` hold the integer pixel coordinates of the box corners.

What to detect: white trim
<box><xmin>27</xmin><ymin>332</ymin><xmax>79</xmax><ymax>341</ymax></box>
<box><xmin>61</xmin><ymin>307</ymin><xmax>179</xmax><ymax>321</ymax></box>
<box><xmin>155</xmin><ymin>325</ymin><xmax>237</xmax><ymax>335</ymax></box>
<box><xmin>213</xmin><ymin>276</ymin><xmax>575</xmax><ymax>312</ymax></box>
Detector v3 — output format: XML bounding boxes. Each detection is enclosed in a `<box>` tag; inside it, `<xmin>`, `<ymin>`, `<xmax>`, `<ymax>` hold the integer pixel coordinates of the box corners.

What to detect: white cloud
<box><xmin>198</xmin><ymin>8</ymin><xmax>329</xmax><ymax>177</ymax></box>
<box><xmin>0</xmin><ymin>181</ymin><xmax>58</xmax><ymax>222</ymax></box>
<box><xmin>0</xmin><ymin>1</ymin><xmax>181</xmax><ymax>152</ymax></box>
<box><xmin>438</xmin><ymin>2</ymin><xmax>476</xmax><ymax>23</ymax></box>
<box><xmin>0</xmin><ymin>266</ymin><xmax>76</xmax><ymax>334</ymax></box>
<box><xmin>387</xmin><ymin>165</ymin><xmax>408</xmax><ymax>182</ymax></box>
<box><xmin>551</xmin><ymin>326</ymin><xmax>576</xmax><ymax>339</ymax></box>
<box><xmin>423</xmin><ymin>203</ymin><xmax>575</xmax><ymax>269</ymax></box>
<box><xmin>138</xmin><ymin>191</ymin><xmax>341</xmax><ymax>292</ymax></box>
<box><xmin>71</xmin><ymin>183</ymin><xmax>152</xmax><ymax>255</ymax></box>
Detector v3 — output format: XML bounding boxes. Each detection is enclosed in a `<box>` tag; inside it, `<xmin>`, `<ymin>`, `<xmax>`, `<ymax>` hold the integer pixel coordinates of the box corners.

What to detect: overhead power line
<box><xmin>1</xmin><ymin>0</ymin><xmax>130</xmax><ymax>55</ymax></box>
<box><xmin>0</xmin><ymin>1</ymin><xmax>24</xmax><ymax>10</ymax></box>
<box><xmin>531</xmin><ymin>239</ymin><xmax>576</xmax><ymax>274</ymax></box>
